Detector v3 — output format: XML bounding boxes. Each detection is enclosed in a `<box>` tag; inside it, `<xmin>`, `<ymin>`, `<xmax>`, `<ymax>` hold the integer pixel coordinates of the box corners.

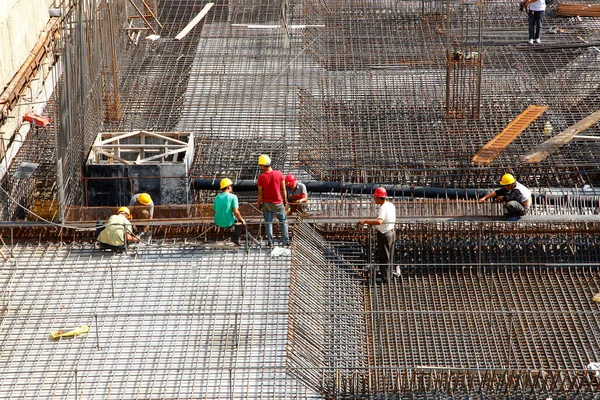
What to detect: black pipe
<box><xmin>196</xmin><ymin>179</ymin><xmax>488</xmax><ymax>199</ymax></box>
<box><xmin>194</xmin><ymin>179</ymin><xmax>600</xmax><ymax>208</ymax></box>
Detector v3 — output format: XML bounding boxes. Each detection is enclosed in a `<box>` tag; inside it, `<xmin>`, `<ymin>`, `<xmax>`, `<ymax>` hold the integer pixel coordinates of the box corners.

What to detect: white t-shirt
<box><xmin>376</xmin><ymin>201</ymin><xmax>396</xmax><ymax>233</ymax></box>
<box><xmin>514</xmin><ymin>182</ymin><xmax>532</xmax><ymax>204</ymax></box>
<box><xmin>496</xmin><ymin>181</ymin><xmax>532</xmax><ymax>205</ymax></box>
<box><xmin>529</xmin><ymin>0</ymin><xmax>546</xmax><ymax>12</ymax></box>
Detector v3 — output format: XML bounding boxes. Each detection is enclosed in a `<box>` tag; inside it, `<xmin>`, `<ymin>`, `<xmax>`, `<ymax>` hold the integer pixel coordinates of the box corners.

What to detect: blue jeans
<box><xmin>528</xmin><ymin>10</ymin><xmax>544</xmax><ymax>40</ymax></box>
<box><xmin>262</xmin><ymin>202</ymin><xmax>289</xmax><ymax>245</ymax></box>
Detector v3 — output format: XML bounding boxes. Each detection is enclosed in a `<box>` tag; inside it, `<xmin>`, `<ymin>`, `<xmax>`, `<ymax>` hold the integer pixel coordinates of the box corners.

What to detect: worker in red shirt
<box><xmin>257</xmin><ymin>154</ymin><xmax>289</xmax><ymax>247</ymax></box>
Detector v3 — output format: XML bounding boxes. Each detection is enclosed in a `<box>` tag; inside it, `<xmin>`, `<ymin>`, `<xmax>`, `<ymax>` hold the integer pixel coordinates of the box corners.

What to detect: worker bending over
<box><xmin>97</xmin><ymin>207</ymin><xmax>139</xmax><ymax>252</ymax></box>
<box><xmin>478</xmin><ymin>173</ymin><xmax>532</xmax><ymax>221</ymax></box>
<box><xmin>213</xmin><ymin>178</ymin><xmax>246</xmax><ymax>246</ymax></box>
<box><xmin>285</xmin><ymin>174</ymin><xmax>308</xmax><ymax>215</ymax></box>
<box><xmin>129</xmin><ymin>192</ymin><xmax>154</xmax><ymax>219</ymax></box>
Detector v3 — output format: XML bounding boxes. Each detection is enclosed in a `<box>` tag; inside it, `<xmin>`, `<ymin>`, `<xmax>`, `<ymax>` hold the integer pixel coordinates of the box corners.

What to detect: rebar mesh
<box><xmin>288</xmin><ymin>221</ymin><xmax>600</xmax><ymax>398</ymax></box>
<box><xmin>0</xmin><ymin>241</ymin><xmax>317</xmax><ymax>399</ymax></box>
<box><xmin>3</xmin><ymin>0</ymin><xmax>600</xmax><ymax>219</ymax></box>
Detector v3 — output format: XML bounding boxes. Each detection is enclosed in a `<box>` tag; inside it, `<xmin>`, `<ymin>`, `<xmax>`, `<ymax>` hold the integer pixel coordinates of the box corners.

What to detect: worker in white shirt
<box><xmin>358</xmin><ymin>187</ymin><xmax>396</xmax><ymax>284</ymax></box>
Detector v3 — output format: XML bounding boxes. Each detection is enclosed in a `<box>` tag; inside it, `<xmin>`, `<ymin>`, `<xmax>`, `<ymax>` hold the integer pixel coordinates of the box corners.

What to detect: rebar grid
<box><xmin>288</xmin><ymin>221</ymin><xmax>600</xmax><ymax>397</ymax></box>
<box><xmin>0</xmin><ymin>241</ymin><xmax>318</xmax><ymax>399</ymax></box>
<box><xmin>3</xmin><ymin>0</ymin><xmax>600</xmax><ymax>220</ymax></box>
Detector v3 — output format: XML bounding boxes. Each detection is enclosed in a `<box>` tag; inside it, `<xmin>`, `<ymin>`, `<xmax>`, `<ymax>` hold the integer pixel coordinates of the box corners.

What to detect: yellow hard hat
<box><xmin>117</xmin><ymin>206</ymin><xmax>131</xmax><ymax>219</ymax></box>
<box><xmin>138</xmin><ymin>193</ymin><xmax>152</xmax><ymax>205</ymax></box>
<box><xmin>258</xmin><ymin>154</ymin><xmax>271</xmax><ymax>166</ymax></box>
<box><xmin>499</xmin><ymin>173</ymin><xmax>516</xmax><ymax>186</ymax></box>
<box><xmin>220</xmin><ymin>178</ymin><xmax>233</xmax><ymax>189</ymax></box>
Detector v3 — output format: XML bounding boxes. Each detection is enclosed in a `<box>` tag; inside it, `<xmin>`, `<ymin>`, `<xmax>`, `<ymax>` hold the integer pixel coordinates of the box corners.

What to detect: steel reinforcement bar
<box><xmin>288</xmin><ymin>221</ymin><xmax>600</xmax><ymax>398</ymax></box>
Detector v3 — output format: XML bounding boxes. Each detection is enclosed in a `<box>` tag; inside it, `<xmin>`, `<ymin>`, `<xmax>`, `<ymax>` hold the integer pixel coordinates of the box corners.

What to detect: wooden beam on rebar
<box><xmin>557</xmin><ymin>3</ymin><xmax>600</xmax><ymax>17</ymax></box>
<box><xmin>522</xmin><ymin>108</ymin><xmax>600</xmax><ymax>163</ymax></box>
<box><xmin>472</xmin><ymin>105</ymin><xmax>547</xmax><ymax>164</ymax></box>
<box><xmin>175</xmin><ymin>2</ymin><xmax>214</xmax><ymax>40</ymax></box>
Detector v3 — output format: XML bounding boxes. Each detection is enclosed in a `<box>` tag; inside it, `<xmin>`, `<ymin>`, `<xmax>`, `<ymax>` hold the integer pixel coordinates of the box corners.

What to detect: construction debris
<box><xmin>49</xmin><ymin>325</ymin><xmax>89</xmax><ymax>339</ymax></box>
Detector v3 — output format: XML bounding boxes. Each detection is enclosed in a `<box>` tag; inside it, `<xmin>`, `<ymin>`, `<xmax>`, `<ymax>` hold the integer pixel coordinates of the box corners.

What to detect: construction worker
<box><xmin>213</xmin><ymin>178</ymin><xmax>246</xmax><ymax>246</ymax></box>
<box><xmin>522</xmin><ymin>0</ymin><xmax>546</xmax><ymax>44</ymax></box>
<box><xmin>358</xmin><ymin>187</ymin><xmax>396</xmax><ymax>284</ymax></box>
<box><xmin>478</xmin><ymin>173</ymin><xmax>532</xmax><ymax>221</ymax></box>
<box><xmin>284</xmin><ymin>174</ymin><xmax>308</xmax><ymax>215</ymax></box>
<box><xmin>129</xmin><ymin>192</ymin><xmax>154</xmax><ymax>218</ymax></box>
<box><xmin>257</xmin><ymin>154</ymin><xmax>290</xmax><ymax>247</ymax></box>
<box><xmin>97</xmin><ymin>207</ymin><xmax>139</xmax><ymax>252</ymax></box>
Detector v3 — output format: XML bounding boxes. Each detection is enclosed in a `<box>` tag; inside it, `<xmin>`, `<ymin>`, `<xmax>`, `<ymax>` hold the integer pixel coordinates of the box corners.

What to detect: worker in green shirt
<box><xmin>212</xmin><ymin>178</ymin><xmax>246</xmax><ymax>246</ymax></box>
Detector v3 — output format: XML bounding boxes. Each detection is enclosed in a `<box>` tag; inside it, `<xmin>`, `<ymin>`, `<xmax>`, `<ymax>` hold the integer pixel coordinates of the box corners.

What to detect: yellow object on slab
<box><xmin>49</xmin><ymin>325</ymin><xmax>89</xmax><ymax>339</ymax></box>
<box><xmin>592</xmin><ymin>293</ymin><xmax>600</xmax><ymax>303</ymax></box>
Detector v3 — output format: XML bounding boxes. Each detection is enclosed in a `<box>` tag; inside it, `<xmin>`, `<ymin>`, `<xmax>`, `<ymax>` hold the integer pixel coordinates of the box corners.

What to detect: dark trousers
<box><xmin>98</xmin><ymin>242</ymin><xmax>126</xmax><ymax>252</ymax></box>
<box><xmin>505</xmin><ymin>201</ymin><xmax>529</xmax><ymax>217</ymax></box>
<box><xmin>218</xmin><ymin>218</ymin><xmax>244</xmax><ymax>243</ymax></box>
<box><xmin>528</xmin><ymin>10</ymin><xmax>544</xmax><ymax>40</ymax></box>
<box><xmin>230</xmin><ymin>222</ymin><xmax>243</xmax><ymax>243</ymax></box>
<box><xmin>377</xmin><ymin>230</ymin><xmax>396</xmax><ymax>283</ymax></box>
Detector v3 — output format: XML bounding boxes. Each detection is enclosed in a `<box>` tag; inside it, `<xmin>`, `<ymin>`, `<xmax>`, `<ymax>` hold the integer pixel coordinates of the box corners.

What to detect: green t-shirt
<box><xmin>212</xmin><ymin>192</ymin><xmax>238</xmax><ymax>228</ymax></box>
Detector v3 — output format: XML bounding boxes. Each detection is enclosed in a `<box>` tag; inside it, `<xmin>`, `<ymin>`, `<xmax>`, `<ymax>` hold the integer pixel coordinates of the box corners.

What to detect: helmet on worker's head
<box><xmin>285</xmin><ymin>174</ymin><xmax>297</xmax><ymax>188</ymax></box>
<box><xmin>258</xmin><ymin>154</ymin><xmax>271</xmax><ymax>166</ymax></box>
<box><xmin>117</xmin><ymin>206</ymin><xmax>131</xmax><ymax>219</ymax></box>
<box><xmin>499</xmin><ymin>174</ymin><xmax>516</xmax><ymax>186</ymax></box>
<box><xmin>374</xmin><ymin>187</ymin><xmax>387</xmax><ymax>198</ymax></box>
<box><xmin>220</xmin><ymin>178</ymin><xmax>233</xmax><ymax>190</ymax></box>
<box><xmin>138</xmin><ymin>193</ymin><xmax>152</xmax><ymax>205</ymax></box>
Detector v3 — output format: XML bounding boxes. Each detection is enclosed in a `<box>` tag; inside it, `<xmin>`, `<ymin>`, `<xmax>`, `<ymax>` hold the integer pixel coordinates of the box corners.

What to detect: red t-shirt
<box><xmin>258</xmin><ymin>170</ymin><xmax>284</xmax><ymax>204</ymax></box>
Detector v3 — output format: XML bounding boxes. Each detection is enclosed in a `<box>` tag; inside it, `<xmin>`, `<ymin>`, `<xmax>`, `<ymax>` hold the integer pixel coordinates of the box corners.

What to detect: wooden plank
<box><xmin>557</xmin><ymin>3</ymin><xmax>600</xmax><ymax>17</ymax></box>
<box><xmin>522</xmin><ymin>108</ymin><xmax>600</xmax><ymax>163</ymax></box>
<box><xmin>174</xmin><ymin>3</ymin><xmax>214</xmax><ymax>40</ymax></box>
<box><xmin>472</xmin><ymin>105</ymin><xmax>547</xmax><ymax>164</ymax></box>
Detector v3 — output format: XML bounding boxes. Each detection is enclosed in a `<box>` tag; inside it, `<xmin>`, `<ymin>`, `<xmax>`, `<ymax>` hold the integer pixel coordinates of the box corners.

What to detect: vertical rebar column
<box><xmin>445</xmin><ymin>0</ymin><xmax>483</xmax><ymax>119</ymax></box>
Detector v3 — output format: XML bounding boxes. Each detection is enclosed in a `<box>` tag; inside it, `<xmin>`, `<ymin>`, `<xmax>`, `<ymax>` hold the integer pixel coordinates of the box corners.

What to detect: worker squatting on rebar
<box><xmin>478</xmin><ymin>173</ymin><xmax>532</xmax><ymax>221</ymax></box>
<box><xmin>257</xmin><ymin>154</ymin><xmax>290</xmax><ymax>248</ymax></box>
<box><xmin>357</xmin><ymin>187</ymin><xmax>397</xmax><ymax>284</ymax></box>
<box><xmin>96</xmin><ymin>206</ymin><xmax>139</xmax><ymax>252</ymax></box>
<box><xmin>212</xmin><ymin>178</ymin><xmax>246</xmax><ymax>246</ymax></box>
